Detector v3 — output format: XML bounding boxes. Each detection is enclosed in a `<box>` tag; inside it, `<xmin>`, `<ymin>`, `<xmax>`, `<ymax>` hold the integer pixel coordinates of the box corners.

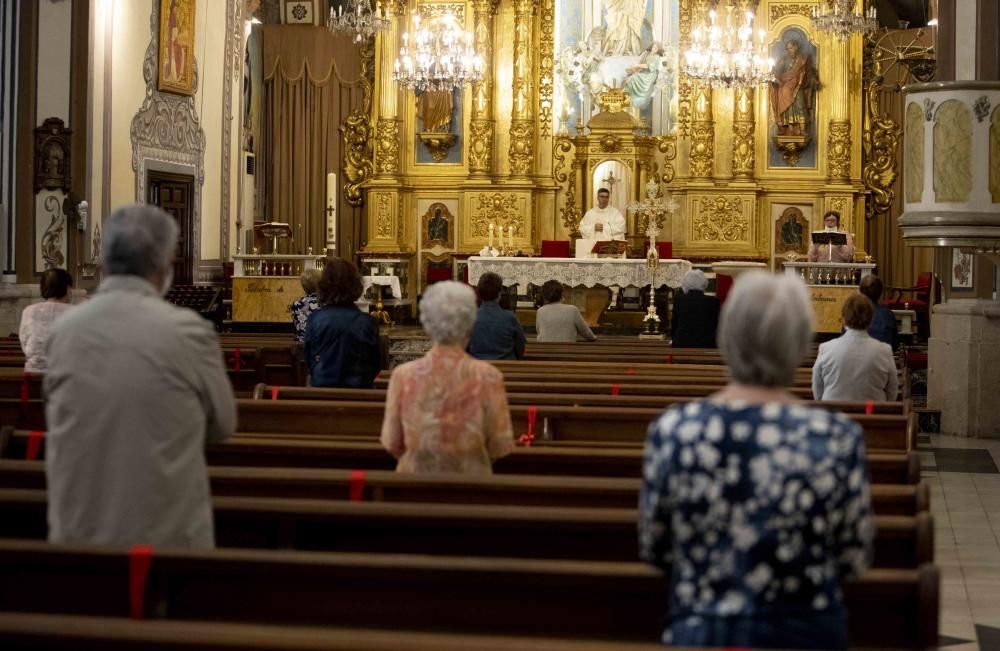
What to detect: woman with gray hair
<box><xmin>640</xmin><ymin>271</ymin><xmax>873</xmax><ymax>649</ymax></box>
<box><xmin>670</xmin><ymin>269</ymin><xmax>719</xmax><ymax>348</ymax></box>
<box><xmin>380</xmin><ymin>281</ymin><xmax>514</xmax><ymax>473</ymax></box>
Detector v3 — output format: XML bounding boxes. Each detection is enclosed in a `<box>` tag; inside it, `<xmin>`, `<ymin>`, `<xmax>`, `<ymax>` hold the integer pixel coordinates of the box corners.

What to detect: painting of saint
<box><xmin>428</xmin><ymin>208</ymin><xmax>448</xmax><ymax>242</ymax></box>
<box><xmin>158</xmin><ymin>0</ymin><xmax>196</xmax><ymax>96</ymax></box>
<box><xmin>769</xmin><ymin>32</ymin><xmax>819</xmax><ymax>137</ymax></box>
<box><xmin>422</xmin><ymin>203</ymin><xmax>453</xmax><ymax>248</ymax></box>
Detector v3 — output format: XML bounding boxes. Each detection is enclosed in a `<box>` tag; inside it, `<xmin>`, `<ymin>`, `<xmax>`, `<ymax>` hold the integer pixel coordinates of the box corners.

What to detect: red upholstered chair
<box><xmin>885</xmin><ymin>272</ymin><xmax>936</xmax><ymax>336</ymax></box>
<box><xmin>716</xmin><ymin>274</ymin><xmax>734</xmax><ymax>304</ymax></box>
<box><xmin>643</xmin><ymin>241</ymin><xmax>673</xmax><ymax>259</ymax></box>
<box><xmin>425</xmin><ymin>267</ymin><xmax>453</xmax><ymax>285</ymax></box>
<box><xmin>540</xmin><ymin>240</ymin><xmax>572</xmax><ymax>258</ymax></box>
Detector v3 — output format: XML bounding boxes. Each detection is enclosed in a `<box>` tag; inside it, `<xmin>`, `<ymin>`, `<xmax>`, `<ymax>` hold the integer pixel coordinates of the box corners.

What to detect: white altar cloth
<box><xmin>467</xmin><ymin>256</ymin><xmax>692</xmax><ymax>289</ymax></box>
<box><xmin>362</xmin><ymin>275</ymin><xmax>402</xmax><ymax>299</ymax></box>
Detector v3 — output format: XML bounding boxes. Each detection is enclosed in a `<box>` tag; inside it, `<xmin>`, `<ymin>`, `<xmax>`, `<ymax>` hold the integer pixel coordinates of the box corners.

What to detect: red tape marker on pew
<box><xmin>20</xmin><ymin>373</ymin><xmax>30</xmax><ymax>406</ymax></box>
<box><xmin>227</xmin><ymin>347</ymin><xmax>242</xmax><ymax>372</ymax></box>
<box><xmin>270</xmin><ymin>386</ymin><xmax>279</xmax><ymax>400</ymax></box>
<box><xmin>865</xmin><ymin>400</ymin><xmax>874</xmax><ymax>415</ymax></box>
<box><xmin>626</xmin><ymin>368</ymin><xmax>635</xmax><ymax>376</ymax></box>
<box><xmin>25</xmin><ymin>430</ymin><xmax>44</xmax><ymax>461</ymax></box>
<box><xmin>349</xmin><ymin>470</ymin><xmax>366</xmax><ymax>501</ymax></box>
<box><xmin>665</xmin><ymin>354</ymin><xmax>673</xmax><ymax>364</ymax></box>
<box><xmin>611</xmin><ymin>383</ymin><xmax>620</xmax><ymax>396</ymax></box>
<box><xmin>129</xmin><ymin>545</ymin><xmax>154</xmax><ymax>620</ymax></box>
<box><xmin>517</xmin><ymin>407</ymin><xmax>539</xmax><ymax>447</ymax></box>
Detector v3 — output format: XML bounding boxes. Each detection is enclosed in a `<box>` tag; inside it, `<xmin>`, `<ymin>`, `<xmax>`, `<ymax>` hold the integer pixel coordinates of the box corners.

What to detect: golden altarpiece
<box><xmin>355</xmin><ymin>0</ymin><xmax>868</xmax><ymax>300</ymax></box>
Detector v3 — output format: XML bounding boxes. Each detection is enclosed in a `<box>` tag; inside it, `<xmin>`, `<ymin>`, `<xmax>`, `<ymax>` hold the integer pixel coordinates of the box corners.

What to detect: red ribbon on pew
<box><xmin>270</xmin><ymin>386</ymin><xmax>279</xmax><ymax>400</ymax></box>
<box><xmin>349</xmin><ymin>469</ymin><xmax>366</xmax><ymax>501</ymax></box>
<box><xmin>375</xmin><ymin>371</ymin><xmax>382</xmax><ymax>380</ymax></box>
<box><xmin>665</xmin><ymin>355</ymin><xmax>673</xmax><ymax>364</ymax></box>
<box><xmin>25</xmin><ymin>430</ymin><xmax>44</xmax><ymax>461</ymax></box>
<box><xmin>626</xmin><ymin>368</ymin><xmax>635</xmax><ymax>376</ymax></box>
<box><xmin>865</xmin><ymin>400</ymin><xmax>874</xmax><ymax>415</ymax></box>
<box><xmin>129</xmin><ymin>544</ymin><xmax>154</xmax><ymax>620</ymax></box>
<box><xmin>517</xmin><ymin>406</ymin><xmax>538</xmax><ymax>447</ymax></box>
<box><xmin>20</xmin><ymin>373</ymin><xmax>30</xmax><ymax>406</ymax></box>
<box><xmin>610</xmin><ymin>383</ymin><xmax>620</xmax><ymax>396</ymax></box>
<box><xmin>227</xmin><ymin>347</ymin><xmax>242</xmax><ymax>372</ymax></box>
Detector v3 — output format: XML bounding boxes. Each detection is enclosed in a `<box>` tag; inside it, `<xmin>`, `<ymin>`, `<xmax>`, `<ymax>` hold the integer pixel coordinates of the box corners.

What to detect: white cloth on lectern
<box><xmin>580</xmin><ymin>206</ymin><xmax>626</xmax><ymax>241</ymax></box>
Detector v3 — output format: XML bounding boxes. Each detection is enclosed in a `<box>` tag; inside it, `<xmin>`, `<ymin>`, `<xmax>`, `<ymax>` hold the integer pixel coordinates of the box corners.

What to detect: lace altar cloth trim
<box><xmin>467</xmin><ymin>257</ymin><xmax>692</xmax><ymax>289</ymax></box>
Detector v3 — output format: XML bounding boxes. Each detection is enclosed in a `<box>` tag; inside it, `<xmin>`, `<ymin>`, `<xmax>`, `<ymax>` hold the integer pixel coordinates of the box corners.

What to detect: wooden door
<box><xmin>147</xmin><ymin>171</ymin><xmax>194</xmax><ymax>285</ymax></box>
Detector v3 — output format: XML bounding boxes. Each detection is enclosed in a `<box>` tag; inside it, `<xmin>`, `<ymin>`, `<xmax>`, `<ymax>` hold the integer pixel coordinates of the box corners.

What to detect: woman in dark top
<box><xmin>304</xmin><ymin>258</ymin><xmax>380</xmax><ymax>388</ymax></box>
<box><xmin>671</xmin><ymin>269</ymin><xmax>720</xmax><ymax>348</ymax></box>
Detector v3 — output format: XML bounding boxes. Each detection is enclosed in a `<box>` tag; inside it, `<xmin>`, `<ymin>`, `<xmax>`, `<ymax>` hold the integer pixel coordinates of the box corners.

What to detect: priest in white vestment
<box><xmin>580</xmin><ymin>188</ymin><xmax>626</xmax><ymax>241</ymax></box>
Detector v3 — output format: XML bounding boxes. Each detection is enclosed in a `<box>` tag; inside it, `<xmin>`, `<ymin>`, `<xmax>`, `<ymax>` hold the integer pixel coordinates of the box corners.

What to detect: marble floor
<box><xmin>922</xmin><ymin>434</ymin><xmax>1000</xmax><ymax>651</ymax></box>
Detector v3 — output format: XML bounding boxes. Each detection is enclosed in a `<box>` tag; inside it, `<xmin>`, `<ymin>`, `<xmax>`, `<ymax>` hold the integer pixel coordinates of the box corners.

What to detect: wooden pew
<box><xmin>0</xmin><ymin>460</ymin><xmax>929</xmax><ymax>515</ymax></box>
<box><xmin>0</xmin><ymin>488</ymin><xmax>933</xmax><ymax>568</ymax></box>
<box><xmin>0</xmin><ymin>613</ymin><xmax>670</xmax><ymax>651</ymax></box>
<box><xmin>252</xmin><ymin>384</ymin><xmax>909</xmax><ymax>415</ymax></box>
<box><xmin>0</xmin><ymin>429</ymin><xmax>922</xmax><ymax>484</ymax></box>
<box><xmin>0</xmin><ymin>539</ymin><xmax>939</xmax><ymax>648</ymax></box>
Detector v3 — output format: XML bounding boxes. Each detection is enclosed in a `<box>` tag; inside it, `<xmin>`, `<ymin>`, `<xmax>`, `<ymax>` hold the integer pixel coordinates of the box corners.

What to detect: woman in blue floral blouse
<box><xmin>639</xmin><ymin>271</ymin><xmax>874</xmax><ymax>650</ymax></box>
<box><xmin>291</xmin><ymin>268</ymin><xmax>321</xmax><ymax>342</ymax></box>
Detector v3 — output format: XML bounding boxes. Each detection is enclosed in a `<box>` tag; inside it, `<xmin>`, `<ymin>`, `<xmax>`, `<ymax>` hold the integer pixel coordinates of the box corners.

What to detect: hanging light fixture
<box><xmin>811</xmin><ymin>0</ymin><xmax>878</xmax><ymax>40</ymax></box>
<box><xmin>683</xmin><ymin>3</ymin><xmax>774</xmax><ymax>88</ymax></box>
<box><xmin>328</xmin><ymin>0</ymin><xmax>390</xmax><ymax>45</ymax></box>
<box><xmin>393</xmin><ymin>12</ymin><xmax>483</xmax><ymax>92</ymax></box>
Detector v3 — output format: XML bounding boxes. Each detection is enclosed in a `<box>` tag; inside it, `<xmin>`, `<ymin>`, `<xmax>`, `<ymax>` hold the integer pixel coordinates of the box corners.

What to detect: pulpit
<box><xmin>782</xmin><ymin>261</ymin><xmax>877</xmax><ymax>333</ymax></box>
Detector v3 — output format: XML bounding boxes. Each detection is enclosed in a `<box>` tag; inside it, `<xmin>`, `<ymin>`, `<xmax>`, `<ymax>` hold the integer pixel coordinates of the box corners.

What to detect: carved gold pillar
<box><xmin>732</xmin><ymin>87</ymin><xmax>755</xmax><ymax>180</ymax></box>
<box><xmin>535</xmin><ymin>0</ymin><xmax>555</xmax><ymax>176</ymax></box>
<box><xmin>468</xmin><ymin>0</ymin><xmax>496</xmax><ymax>175</ymax></box>
<box><xmin>689</xmin><ymin>83</ymin><xmax>714</xmax><ymax>179</ymax></box>
<box><xmin>374</xmin><ymin>7</ymin><xmax>402</xmax><ymax>177</ymax></box>
<box><xmin>827</xmin><ymin>38</ymin><xmax>851</xmax><ymax>183</ymax></box>
<box><xmin>508</xmin><ymin>0</ymin><xmax>534</xmax><ymax>178</ymax></box>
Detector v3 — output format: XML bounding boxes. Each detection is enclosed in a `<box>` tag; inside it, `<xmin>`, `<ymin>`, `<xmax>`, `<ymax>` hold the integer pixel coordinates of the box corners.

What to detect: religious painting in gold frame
<box><xmin>158</xmin><ymin>0</ymin><xmax>197</xmax><ymax>96</ymax></box>
<box><xmin>421</xmin><ymin>202</ymin><xmax>455</xmax><ymax>249</ymax></box>
<box><xmin>773</xmin><ymin>205</ymin><xmax>810</xmax><ymax>257</ymax></box>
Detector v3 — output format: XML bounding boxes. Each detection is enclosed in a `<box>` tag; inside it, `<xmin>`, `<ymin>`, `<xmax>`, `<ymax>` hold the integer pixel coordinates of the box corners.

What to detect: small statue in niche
<box><xmin>427</xmin><ymin>207</ymin><xmax>448</xmax><ymax>242</ymax></box>
<box><xmin>769</xmin><ymin>34</ymin><xmax>819</xmax><ymax>137</ymax></box>
<box><xmin>416</xmin><ymin>90</ymin><xmax>454</xmax><ymax>133</ymax></box>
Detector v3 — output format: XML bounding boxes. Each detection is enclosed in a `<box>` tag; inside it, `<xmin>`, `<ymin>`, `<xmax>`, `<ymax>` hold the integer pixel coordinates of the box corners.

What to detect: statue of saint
<box><xmin>427</xmin><ymin>207</ymin><xmax>448</xmax><ymax>242</ymax></box>
<box><xmin>769</xmin><ymin>36</ymin><xmax>819</xmax><ymax>136</ymax></box>
<box><xmin>602</xmin><ymin>0</ymin><xmax>646</xmax><ymax>56</ymax></box>
<box><xmin>623</xmin><ymin>43</ymin><xmax>663</xmax><ymax>110</ymax></box>
<box><xmin>416</xmin><ymin>90</ymin><xmax>453</xmax><ymax>133</ymax></box>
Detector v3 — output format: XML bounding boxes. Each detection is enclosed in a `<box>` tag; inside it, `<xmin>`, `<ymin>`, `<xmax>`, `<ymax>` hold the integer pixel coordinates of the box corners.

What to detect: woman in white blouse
<box><xmin>19</xmin><ymin>268</ymin><xmax>75</xmax><ymax>374</ymax></box>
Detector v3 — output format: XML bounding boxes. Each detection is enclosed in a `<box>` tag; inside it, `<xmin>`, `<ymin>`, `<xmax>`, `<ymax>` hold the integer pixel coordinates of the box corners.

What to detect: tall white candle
<box><xmin>326</xmin><ymin>172</ymin><xmax>337</xmax><ymax>252</ymax></box>
<box><xmin>488</xmin><ymin>223</ymin><xmax>494</xmax><ymax>249</ymax></box>
<box><xmin>508</xmin><ymin>225</ymin><xmax>514</xmax><ymax>252</ymax></box>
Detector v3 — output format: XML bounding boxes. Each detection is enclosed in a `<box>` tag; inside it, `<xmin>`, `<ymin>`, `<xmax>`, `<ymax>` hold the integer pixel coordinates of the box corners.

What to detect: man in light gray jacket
<box><xmin>535</xmin><ymin>280</ymin><xmax>597</xmax><ymax>343</ymax></box>
<box><xmin>44</xmin><ymin>203</ymin><xmax>236</xmax><ymax>549</ymax></box>
<box><xmin>812</xmin><ymin>293</ymin><xmax>898</xmax><ymax>403</ymax></box>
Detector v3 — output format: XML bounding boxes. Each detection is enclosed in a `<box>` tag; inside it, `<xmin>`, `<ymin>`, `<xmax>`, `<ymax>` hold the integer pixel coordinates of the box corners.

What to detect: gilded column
<box><xmin>468</xmin><ymin>0</ymin><xmax>496</xmax><ymax>175</ymax></box>
<box><xmin>374</xmin><ymin>4</ymin><xmax>402</xmax><ymax>177</ymax></box>
<box><xmin>827</xmin><ymin>36</ymin><xmax>851</xmax><ymax>182</ymax></box>
<box><xmin>535</xmin><ymin>0</ymin><xmax>555</xmax><ymax>176</ymax></box>
<box><xmin>689</xmin><ymin>83</ymin><xmax>714</xmax><ymax>179</ymax></box>
<box><xmin>732</xmin><ymin>87</ymin><xmax>755</xmax><ymax>179</ymax></box>
<box><xmin>508</xmin><ymin>0</ymin><xmax>534</xmax><ymax>178</ymax></box>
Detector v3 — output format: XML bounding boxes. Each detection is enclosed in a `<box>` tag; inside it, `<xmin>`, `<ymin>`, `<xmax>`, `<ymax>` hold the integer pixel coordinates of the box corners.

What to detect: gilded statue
<box><xmin>416</xmin><ymin>90</ymin><xmax>454</xmax><ymax>133</ymax></box>
<box><xmin>602</xmin><ymin>0</ymin><xmax>646</xmax><ymax>56</ymax></box>
<box><xmin>769</xmin><ymin>35</ymin><xmax>819</xmax><ymax>137</ymax></box>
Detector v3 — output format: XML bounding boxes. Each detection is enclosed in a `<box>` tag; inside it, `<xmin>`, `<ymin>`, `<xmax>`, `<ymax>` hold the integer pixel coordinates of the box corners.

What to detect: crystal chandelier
<box><xmin>327</xmin><ymin>0</ymin><xmax>390</xmax><ymax>45</ymax></box>
<box><xmin>683</xmin><ymin>3</ymin><xmax>774</xmax><ymax>88</ymax></box>
<box><xmin>393</xmin><ymin>12</ymin><xmax>483</xmax><ymax>92</ymax></box>
<box><xmin>811</xmin><ymin>1</ymin><xmax>878</xmax><ymax>40</ymax></box>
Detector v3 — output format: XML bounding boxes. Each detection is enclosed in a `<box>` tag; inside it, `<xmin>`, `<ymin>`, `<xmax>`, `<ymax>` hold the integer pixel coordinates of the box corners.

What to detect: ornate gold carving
<box><xmin>34</xmin><ymin>118</ymin><xmax>72</xmax><ymax>192</ymax></box>
<box><xmin>657</xmin><ymin>136</ymin><xmax>677</xmax><ymax>184</ymax></box>
<box><xmin>676</xmin><ymin>0</ymin><xmax>694</xmax><ymax>136</ymax></box>
<box><xmin>690</xmin><ymin>122</ymin><xmax>714</xmax><ymax>178</ymax></box>
<box><xmin>341</xmin><ymin>40</ymin><xmax>376</xmax><ymax>206</ymax></box>
<box><xmin>775</xmin><ymin>135</ymin><xmax>810</xmax><ymax>166</ymax></box>
<box><xmin>472</xmin><ymin>193</ymin><xmax>523</xmax><ymax>237</ymax></box>
<box><xmin>769</xmin><ymin>4</ymin><xmax>814</xmax><ymax>24</ymax></box>
<box><xmin>469</xmin><ymin>119</ymin><xmax>493</xmax><ymax>172</ymax></box>
<box><xmin>861</xmin><ymin>62</ymin><xmax>900</xmax><ymax>221</ymax></box>
<box><xmin>509</xmin><ymin>119</ymin><xmax>534</xmax><ymax>176</ymax></box>
<box><xmin>597</xmin><ymin>87</ymin><xmax>631</xmax><ymax>114</ymax></box>
<box><xmin>374</xmin><ymin>118</ymin><xmax>399</xmax><ymax>175</ymax></box>
<box><xmin>829</xmin><ymin>196</ymin><xmax>849</xmax><ymax>217</ymax></box>
<box><xmin>693</xmin><ymin>196</ymin><xmax>748</xmax><ymax>243</ymax></box>
<box><xmin>375</xmin><ymin>193</ymin><xmax>393</xmax><ymax>239</ymax></box>
<box><xmin>732</xmin><ymin>88</ymin><xmax>755</xmax><ymax>179</ymax></box>
<box><xmin>538</xmin><ymin>0</ymin><xmax>555</xmax><ymax>138</ymax></box>
<box><xmin>417</xmin><ymin>132</ymin><xmax>457</xmax><ymax>162</ymax></box>
<box><xmin>554</xmin><ymin>136</ymin><xmax>581</xmax><ymax>234</ymax></box>
<box><xmin>599</xmin><ymin>135</ymin><xmax>622</xmax><ymax>152</ymax></box>
<box><xmin>510</xmin><ymin>0</ymin><xmax>533</xmax><ymax>120</ymax></box>
<box><xmin>417</xmin><ymin>3</ymin><xmax>465</xmax><ymax>20</ymax></box>
<box><xmin>828</xmin><ymin>120</ymin><xmax>851</xmax><ymax>181</ymax></box>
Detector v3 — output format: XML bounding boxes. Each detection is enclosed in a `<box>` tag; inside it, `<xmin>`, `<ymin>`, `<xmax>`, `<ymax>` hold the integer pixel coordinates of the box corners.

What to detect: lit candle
<box><xmin>488</xmin><ymin>223</ymin><xmax>494</xmax><ymax>249</ymax></box>
<box><xmin>326</xmin><ymin>172</ymin><xmax>337</xmax><ymax>251</ymax></box>
<box><xmin>508</xmin><ymin>225</ymin><xmax>514</xmax><ymax>251</ymax></box>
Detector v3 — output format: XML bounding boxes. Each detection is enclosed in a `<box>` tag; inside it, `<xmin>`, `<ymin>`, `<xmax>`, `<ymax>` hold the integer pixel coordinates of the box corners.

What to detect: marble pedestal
<box><xmin>927</xmin><ymin>299</ymin><xmax>1000</xmax><ymax>438</ymax></box>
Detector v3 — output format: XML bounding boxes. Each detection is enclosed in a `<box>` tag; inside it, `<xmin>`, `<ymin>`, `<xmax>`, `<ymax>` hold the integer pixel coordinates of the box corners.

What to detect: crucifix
<box><xmin>601</xmin><ymin>170</ymin><xmax>620</xmax><ymax>194</ymax></box>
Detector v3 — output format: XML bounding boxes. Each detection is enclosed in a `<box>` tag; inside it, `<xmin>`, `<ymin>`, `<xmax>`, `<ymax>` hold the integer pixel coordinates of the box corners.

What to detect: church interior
<box><xmin>1</xmin><ymin>0</ymin><xmax>1000</xmax><ymax>648</ymax></box>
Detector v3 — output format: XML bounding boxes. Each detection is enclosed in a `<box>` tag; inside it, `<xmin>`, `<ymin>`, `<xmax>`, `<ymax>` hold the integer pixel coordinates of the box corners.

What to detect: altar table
<box><xmin>467</xmin><ymin>256</ymin><xmax>692</xmax><ymax>289</ymax></box>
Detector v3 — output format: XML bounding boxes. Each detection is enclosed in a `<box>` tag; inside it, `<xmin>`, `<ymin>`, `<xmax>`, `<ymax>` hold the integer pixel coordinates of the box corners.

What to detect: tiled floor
<box><xmin>923</xmin><ymin>435</ymin><xmax>1000</xmax><ymax>651</ymax></box>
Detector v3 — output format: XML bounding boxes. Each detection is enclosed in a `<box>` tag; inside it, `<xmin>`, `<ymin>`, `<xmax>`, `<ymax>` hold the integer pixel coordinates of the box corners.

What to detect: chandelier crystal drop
<box><xmin>811</xmin><ymin>1</ymin><xmax>878</xmax><ymax>40</ymax></box>
<box><xmin>393</xmin><ymin>12</ymin><xmax>484</xmax><ymax>92</ymax></box>
<box><xmin>683</xmin><ymin>4</ymin><xmax>774</xmax><ymax>88</ymax></box>
<box><xmin>327</xmin><ymin>0</ymin><xmax>390</xmax><ymax>45</ymax></box>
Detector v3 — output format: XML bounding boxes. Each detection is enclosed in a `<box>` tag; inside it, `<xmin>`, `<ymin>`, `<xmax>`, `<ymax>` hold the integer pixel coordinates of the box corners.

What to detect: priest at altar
<box><xmin>808</xmin><ymin>210</ymin><xmax>855</xmax><ymax>263</ymax></box>
<box><xmin>579</xmin><ymin>188</ymin><xmax>626</xmax><ymax>241</ymax></box>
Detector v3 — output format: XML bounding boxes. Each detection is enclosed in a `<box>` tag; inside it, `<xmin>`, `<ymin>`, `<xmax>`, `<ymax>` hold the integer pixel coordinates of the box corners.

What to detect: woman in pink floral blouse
<box><xmin>380</xmin><ymin>281</ymin><xmax>515</xmax><ymax>473</ymax></box>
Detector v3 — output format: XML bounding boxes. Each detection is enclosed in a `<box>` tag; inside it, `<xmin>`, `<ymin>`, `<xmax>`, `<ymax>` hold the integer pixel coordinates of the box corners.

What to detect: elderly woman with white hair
<box><xmin>670</xmin><ymin>269</ymin><xmax>720</xmax><ymax>348</ymax></box>
<box><xmin>640</xmin><ymin>271</ymin><xmax>873</xmax><ymax>650</ymax></box>
<box><xmin>380</xmin><ymin>281</ymin><xmax>515</xmax><ymax>473</ymax></box>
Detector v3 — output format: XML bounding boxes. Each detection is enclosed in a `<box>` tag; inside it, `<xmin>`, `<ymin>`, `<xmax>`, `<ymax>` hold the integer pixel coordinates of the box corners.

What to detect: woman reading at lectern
<box><xmin>807</xmin><ymin>211</ymin><xmax>855</xmax><ymax>263</ymax></box>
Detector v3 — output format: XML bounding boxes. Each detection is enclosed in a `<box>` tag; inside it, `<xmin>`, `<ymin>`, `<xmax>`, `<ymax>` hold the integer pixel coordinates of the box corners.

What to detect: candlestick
<box><xmin>326</xmin><ymin>172</ymin><xmax>337</xmax><ymax>253</ymax></box>
<box><xmin>488</xmin><ymin>223</ymin><xmax>494</xmax><ymax>249</ymax></box>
